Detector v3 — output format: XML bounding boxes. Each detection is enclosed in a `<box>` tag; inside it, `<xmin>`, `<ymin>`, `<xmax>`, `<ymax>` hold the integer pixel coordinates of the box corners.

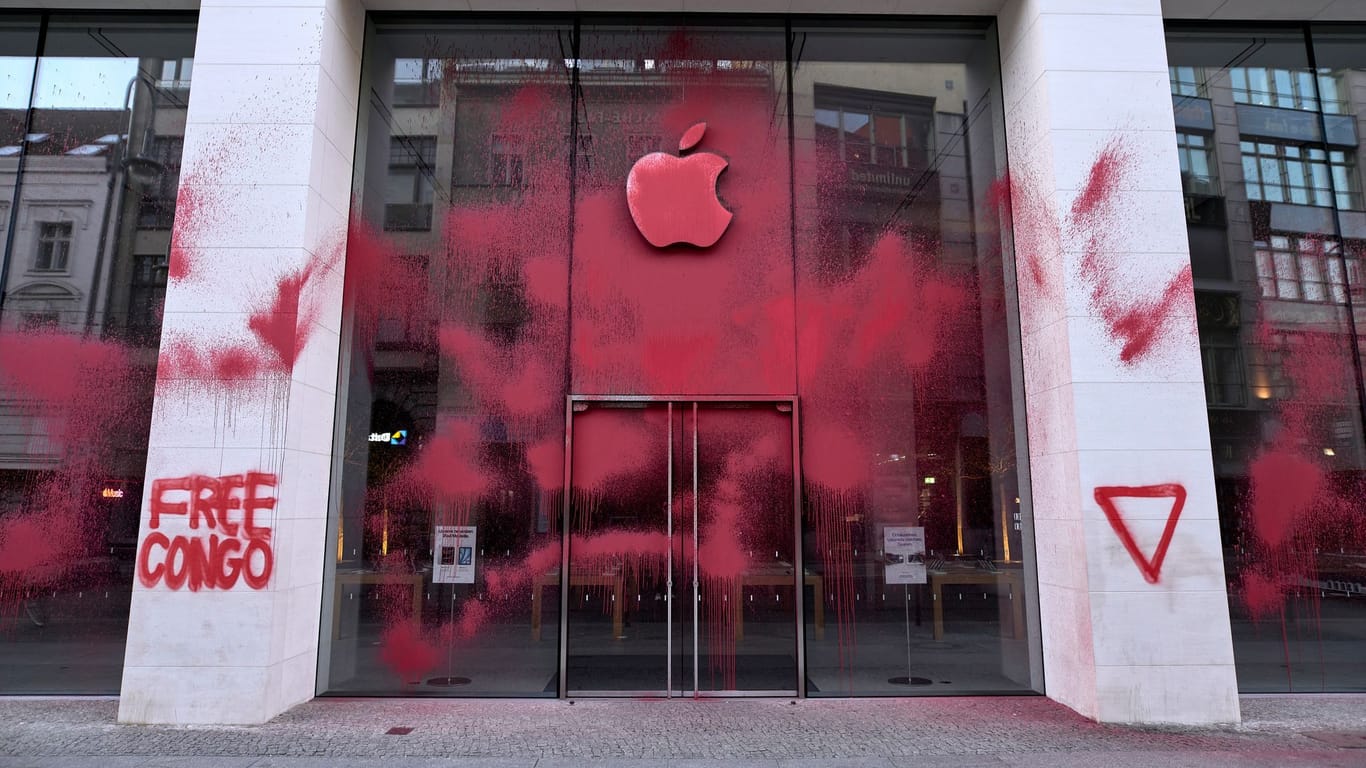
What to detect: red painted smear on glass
<box><xmin>399</xmin><ymin>419</ymin><xmax>491</xmax><ymax>501</ymax></box>
<box><xmin>1234</xmin><ymin>321</ymin><xmax>1366</xmax><ymax>655</ymax></box>
<box><xmin>378</xmin><ymin>620</ymin><xmax>439</xmax><ymax>683</ymax></box>
<box><xmin>571</xmin><ymin>76</ymin><xmax>794</xmax><ymax>395</ymax></box>
<box><xmin>1248</xmin><ymin>451</ymin><xmax>1323</xmax><ymax>549</ymax></box>
<box><xmin>0</xmin><ymin>329</ymin><xmax>143</xmax><ymax>624</ymax></box>
<box><xmin>1240</xmin><ymin>571</ymin><xmax>1284</xmax><ymax>620</ymax></box>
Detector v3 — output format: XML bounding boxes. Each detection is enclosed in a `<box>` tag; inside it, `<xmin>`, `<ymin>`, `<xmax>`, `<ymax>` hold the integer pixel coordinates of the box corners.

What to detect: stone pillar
<box><xmin>118</xmin><ymin>0</ymin><xmax>362</xmax><ymax>725</ymax></box>
<box><xmin>997</xmin><ymin>0</ymin><xmax>1240</xmax><ymax>724</ymax></box>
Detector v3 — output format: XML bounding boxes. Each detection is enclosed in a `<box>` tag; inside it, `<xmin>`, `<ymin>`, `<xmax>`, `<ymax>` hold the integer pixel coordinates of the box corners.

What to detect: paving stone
<box><xmin>0</xmin><ymin>695</ymin><xmax>1362</xmax><ymax>764</ymax></box>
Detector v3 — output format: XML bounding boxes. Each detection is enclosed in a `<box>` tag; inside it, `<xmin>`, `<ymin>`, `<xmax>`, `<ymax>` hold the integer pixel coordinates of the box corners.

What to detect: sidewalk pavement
<box><xmin>1</xmin><ymin>694</ymin><xmax>1364</xmax><ymax>767</ymax></box>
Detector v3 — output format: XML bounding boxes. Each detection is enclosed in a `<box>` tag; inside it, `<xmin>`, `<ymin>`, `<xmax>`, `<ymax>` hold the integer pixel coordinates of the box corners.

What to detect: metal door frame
<box><xmin>558</xmin><ymin>394</ymin><xmax>804</xmax><ymax>699</ymax></box>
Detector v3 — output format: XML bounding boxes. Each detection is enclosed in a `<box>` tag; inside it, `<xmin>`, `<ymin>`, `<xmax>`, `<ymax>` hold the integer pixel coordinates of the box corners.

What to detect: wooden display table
<box><xmin>531</xmin><ymin>567</ymin><xmax>624</xmax><ymax>641</ymax></box>
<box><xmin>729</xmin><ymin>565</ymin><xmax>825</xmax><ymax>641</ymax></box>
<box><xmin>929</xmin><ymin>567</ymin><xmax>1025</xmax><ymax>642</ymax></box>
<box><xmin>331</xmin><ymin>568</ymin><xmax>424</xmax><ymax>639</ymax></box>
<box><xmin>529</xmin><ymin>564</ymin><xmax>824</xmax><ymax>642</ymax></box>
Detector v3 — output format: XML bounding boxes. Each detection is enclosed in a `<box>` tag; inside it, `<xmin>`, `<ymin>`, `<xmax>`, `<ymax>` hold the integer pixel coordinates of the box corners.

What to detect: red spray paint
<box><xmin>1094</xmin><ymin>484</ymin><xmax>1187</xmax><ymax>584</ymax></box>
<box><xmin>1068</xmin><ymin>139</ymin><xmax>1197</xmax><ymax>366</ymax></box>
<box><xmin>136</xmin><ymin>472</ymin><xmax>277</xmax><ymax>591</ymax></box>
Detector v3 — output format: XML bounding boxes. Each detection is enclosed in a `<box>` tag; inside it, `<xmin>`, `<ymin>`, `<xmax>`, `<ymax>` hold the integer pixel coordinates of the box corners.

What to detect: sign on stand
<box><xmin>434</xmin><ymin>525</ymin><xmax>477</xmax><ymax>584</ymax></box>
<box><xmin>884</xmin><ymin>526</ymin><xmax>927</xmax><ymax>585</ymax></box>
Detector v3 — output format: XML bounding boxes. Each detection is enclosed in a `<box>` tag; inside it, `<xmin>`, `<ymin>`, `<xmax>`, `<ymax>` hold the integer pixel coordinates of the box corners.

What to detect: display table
<box><xmin>331</xmin><ymin>569</ymin><xmax>425</xmax><ymax>639</ymax></box>
<box><xmin>730</xmin><ymin>564</ymin><xmax>825</xmax><ymax>641</ymax></box>
<box><xmin>531</xmin><ymin>567</ymin><xmax>624</xmax><ymax>641</ymax></box>
<box><xmin>929</xmin><ymin>567</ymin><xmax>1024</xmax><ymax>641</ymax></box>
<box><xmin>530</xmin><ymin>564</ymin><xmax>824</xmax><ymax>642</ymax></box>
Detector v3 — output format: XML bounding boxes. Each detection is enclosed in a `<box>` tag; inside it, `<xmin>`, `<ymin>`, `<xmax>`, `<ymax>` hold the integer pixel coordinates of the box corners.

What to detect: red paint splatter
<box><xmin>378</xmin><ymin>620</ymin><xmax>439</xmax><ymax>683</ymax></box>
<box><xmin>1233</xmin><ymin>319</ymin><xmax>1366</xmax><ymax>671</ymax></box>
<box><xmin>1240</xmin><ymin>571</ymin><xmax>1283</xmax><ymax>620</ymax></box>
<box><xmin>1248</xmin><ymin>451</ymin><xmax>1323</xmax><ymax>549</ymax></box>
<box><xmin>1103</xmin><ymin>266</ymin><xmax>1194</xmax><ymax>364</ymax></box>
<box><xmin>167</xmin><ymin>185</ymin><xmax>205</xmax><ymax>282</ymax></box>
<box><xmin>0</xmin><ymin>329</ymin><xmax>143</xmax><ymax>624</ymax></box>
<box><xmin>246</xmin><ymin>264</ymin><xmax>316</xmax><ymax>372</ymax></box>
<box><xmin>398</xmin><ymin>419</ymin><xmax>491</xmax><ymax>501</ymax></box>
<box><xmin>1070</xmin><ymin>139</ymin><xmax>1195</xmax><ymax>366</ymax></box>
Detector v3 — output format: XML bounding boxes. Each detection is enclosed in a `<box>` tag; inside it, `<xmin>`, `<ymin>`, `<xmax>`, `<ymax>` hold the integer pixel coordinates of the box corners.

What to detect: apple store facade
<box><xmin>323</xmin><ymin>16</ymin><xmax>1034</xmax><ymax>701</ymax></box>
<box><xmin>5</xmin><ymin>0</ymin><xmax>1366</xmax><ymax>729</ymax></box>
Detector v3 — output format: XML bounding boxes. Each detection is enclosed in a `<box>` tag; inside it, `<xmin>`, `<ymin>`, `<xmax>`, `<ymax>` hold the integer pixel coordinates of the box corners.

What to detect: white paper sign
<box><xmin>434</xmin><ymin>525</ymin><xmax>477</xmax><ymax>584</ymax></box>
<box><xmin>884</xmin><ymin>525</ymin><xmax>927</xmax><ymax>585</ymax></box>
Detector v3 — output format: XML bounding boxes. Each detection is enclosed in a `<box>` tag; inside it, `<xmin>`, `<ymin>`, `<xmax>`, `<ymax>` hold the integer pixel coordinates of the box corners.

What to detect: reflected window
<box><xmin>814</xmin><ymin>84</ymin><xmax>934</xmax><ymax>172</ymax></box>
<box><xmin>626</xmin><ymin>134</ymin><xmax>658</xmax><ymax>161</ymax></box>
<box><xmin>0</xmin><ymin>12</ymin><xmax>195</xmax><ymax>695</ymax></box>
<box><xmin>127</xmin><ymin>252</ymin><xmax>168</xmax><ymax>334</ymax></box>
<box><xmin>1177</xmin><ymin>132</ymin><xmax>1218</xmax><ymax>195</ymax></box>
<box><xmin>1254</xmin><ymin>235</ymin><xmax>1356</xmax><ymax>304</ymax></box>
<box><xmin>490</xmin><ymin>133</ymin><xmax>523</xmax><ymax>186</ymax></box>
<box><xmin>1241</xmin><ymin>140</ymin><xmax>1359</xmax><ymax>209</ymax></box>
<box><xmin>33</xmin><ymin>221</ymin><xmax>72</xmax><ymax>271</ymax></box>
<box><xmin>138</xmin><ymin>136</ymin><xmax>183</xmax><ymax>229</ymax></box>
<box><xmin>158</xmin><ymin>56</ymin><xmax>192</xmax><ymax>89</ymax></box>
<box><xmin>1201</xmin><ymin>335</ymin><xmax>1247</xmax><ymax>407</ymax></box>
<box><xmin>814</xmin><ymin>105</ymin><xmax>912</xmax><ymax>166</ymax></box>
<box><xmin>1230</xmin><ymin>67</ymin><xmax>1340</xmax><ymax>112</ymax></box>
<box><xmin>384</xmin><ymin>135</ymin><xmax>435</xmax><ymax>231</ymax></box>
<box><xmin>1170</xmin><ymin>65</ymin><xmax>1205</xmax><ymax>97</ymax></box>
<box><xmin>394</xmin><ymin>57</ymin><xmax>442</xmax><ymax>105</ymax></box>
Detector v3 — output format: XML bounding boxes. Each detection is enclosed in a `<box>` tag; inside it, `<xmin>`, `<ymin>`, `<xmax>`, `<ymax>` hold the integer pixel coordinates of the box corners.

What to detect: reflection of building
<box><xmin>0</xmin><ymin>77</ymin><xmax>186</xmax><ymax>339</ymax></box>
<box><xmin>1168</xmin><ymin>38</ymin><xmax>1366</xmax><ymax>695</ymax></box>
<box><xmin>0</xmin><ymin>69</ymin><xmax>186</xmax><ymax>481</ymax></box>
<box><xmin>1174</xmin><ymin>62</ymin><xmax>1366</xmax><ymax>509</ymax></box>
<box><xmin>0</xmin><ymin>18</ymin><xmax>196</xmax><ymax>701</ymax></box>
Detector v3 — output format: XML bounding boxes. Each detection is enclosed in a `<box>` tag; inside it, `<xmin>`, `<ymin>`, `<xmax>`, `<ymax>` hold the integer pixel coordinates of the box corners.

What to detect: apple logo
<box><xmin>626</xmin><ymin>121</ymin><xmax>732</xmax><ymax>248</ymax></box>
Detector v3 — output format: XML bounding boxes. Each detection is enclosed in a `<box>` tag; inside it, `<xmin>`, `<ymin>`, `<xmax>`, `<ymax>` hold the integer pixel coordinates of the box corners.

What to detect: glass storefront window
<box><xmin>0</xmin><ymin>13</ymin><xmax>196</xmax><ymax>693</ymax></box>
<box><xmin>790</xmin><ymin>23</ymin><xmax>1035</xmax><ymax>696</ymax></box>
<box><xmin>1167</xmin><ymin>24</ymin><xmax>1366</xmax><ymax>693</ymax></box>
<box><xmin>321</xmin><ymin>21</ymin><xmax>573</xmax><ymax>697</ymax></box>
<box><xmin>321</xmin><ymin>16</ymin><xmax>1038</xmax><ymax>699</ymax></box>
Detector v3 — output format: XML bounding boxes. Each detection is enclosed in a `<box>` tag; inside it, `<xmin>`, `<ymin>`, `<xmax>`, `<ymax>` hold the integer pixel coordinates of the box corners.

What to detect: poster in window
<box><xmin>434</xmin><ymin>525</ymin><xmax>477</xmax><ymax>584</ymax></box>
<box><xmin>884</xmin><ymin>525</ymin><xmax>927</xmax><ymax>585</ymax></box>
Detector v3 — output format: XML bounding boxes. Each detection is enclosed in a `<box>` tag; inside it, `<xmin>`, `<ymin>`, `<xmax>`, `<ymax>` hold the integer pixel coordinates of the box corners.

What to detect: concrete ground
<box><xmin>1</xmin><ymin>694</ymin><xmax>1364</xmax><ymax>767</ymax></box>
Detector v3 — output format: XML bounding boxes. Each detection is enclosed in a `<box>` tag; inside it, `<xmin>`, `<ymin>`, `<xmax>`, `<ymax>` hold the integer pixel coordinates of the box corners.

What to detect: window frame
<box><xmin>33</xmin><ymin>220</ymin><xmax>73</xmax><ymax>272</ymax></box>
<box><xmin>1240</xmin><ymin>140</ymin><xmax>1361</xmax><ymax>210</ymax></box>
<box><xmin>1254</xmin><ymin>234</ymin><xmax>1359</xmax><ymax>304</ymax></box>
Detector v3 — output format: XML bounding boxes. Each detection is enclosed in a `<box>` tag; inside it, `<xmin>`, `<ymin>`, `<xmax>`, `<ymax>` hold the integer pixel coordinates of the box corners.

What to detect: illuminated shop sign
<box><xmin>101</xmin><ymin>487</ymin><xmax>125</xmax><ymax>499</ymax></box>
<box><xmin>368</xmin><ymin>429</ymin><xmax>408</xmax><ymax>446</ymax></box>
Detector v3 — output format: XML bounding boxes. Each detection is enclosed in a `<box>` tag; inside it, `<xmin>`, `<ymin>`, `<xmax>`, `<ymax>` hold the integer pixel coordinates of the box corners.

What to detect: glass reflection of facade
<box><xmin>1167</xmin><ymin>26</ymin><xmax>1366</xmax><ymax>692</ymax></box>
<box><xmin>319</xmin><ymin>18</ymin><xmax>1040</xmax><ymax>698</ymax></box>
<box><xmin>0</xmin><ymin>13</ymin><xmax>196</xmax><ymax>693</ymax></box>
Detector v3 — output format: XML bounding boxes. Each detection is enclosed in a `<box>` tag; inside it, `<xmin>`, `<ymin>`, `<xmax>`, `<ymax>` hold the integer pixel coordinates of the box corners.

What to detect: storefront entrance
<box><xmin>561</xmin><ymin>397</ymin><xmax>802</xmax><ymax>697</ymax></box>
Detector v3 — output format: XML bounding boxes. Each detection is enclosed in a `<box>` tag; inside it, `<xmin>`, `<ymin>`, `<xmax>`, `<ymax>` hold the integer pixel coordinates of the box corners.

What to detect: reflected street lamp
<box><xmin>86</xmin><ymin>73</ymin><xmax>165</xmax><ymax>331</ymax></box>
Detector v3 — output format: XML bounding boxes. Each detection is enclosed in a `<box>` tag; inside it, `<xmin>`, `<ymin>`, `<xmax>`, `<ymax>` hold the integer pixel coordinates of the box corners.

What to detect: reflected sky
<box><xmin>0</xmin><ymin>57</ymin><xmax>139</xmax><ymax>110</ymax></box>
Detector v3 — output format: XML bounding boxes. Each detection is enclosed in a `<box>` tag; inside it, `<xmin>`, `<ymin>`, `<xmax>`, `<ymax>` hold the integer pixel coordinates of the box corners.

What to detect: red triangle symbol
<box><xmin>1093</xmin><ymin>484</ymin><xmax>1187</xmax><ymax>584</ymax></box>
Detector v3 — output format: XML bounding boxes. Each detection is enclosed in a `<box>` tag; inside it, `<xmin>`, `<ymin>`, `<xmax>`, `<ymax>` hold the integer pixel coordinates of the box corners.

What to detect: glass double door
<box><xmin>563</xmin><ymin>398</ymin><xmax>799</xmax><ymax>696</ymax></box>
